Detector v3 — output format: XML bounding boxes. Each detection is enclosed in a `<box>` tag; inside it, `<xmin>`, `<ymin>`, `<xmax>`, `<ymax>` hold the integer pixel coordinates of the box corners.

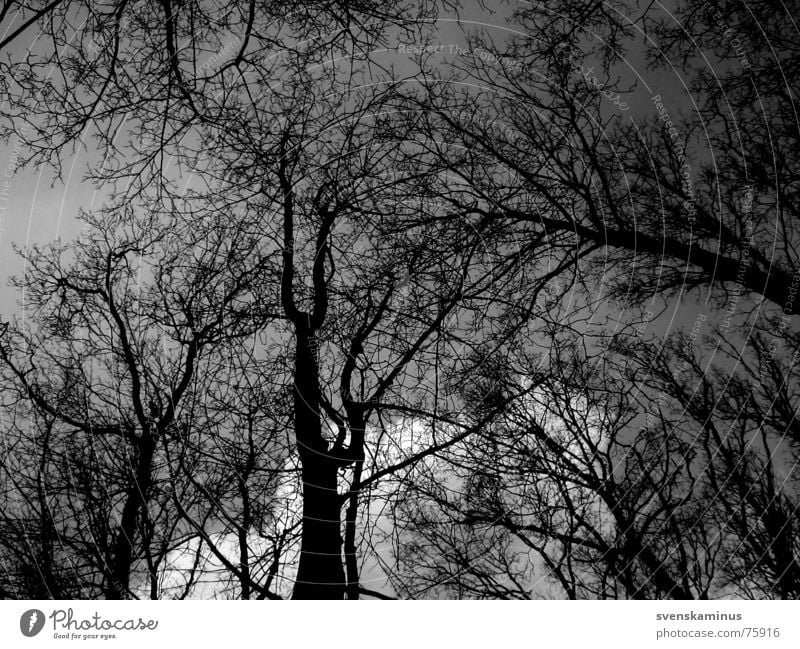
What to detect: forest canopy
<box><xmin>0</xmin><ymin>0</ymin><xmax>798</xmax><ymax>600</ymax></box>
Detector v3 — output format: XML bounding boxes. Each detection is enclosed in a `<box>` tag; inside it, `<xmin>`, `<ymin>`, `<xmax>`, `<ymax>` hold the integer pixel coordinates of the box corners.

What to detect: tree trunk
<box><xmin>343</xmin><ymin>403</ymin><xmax>366</xmax><ymax>600</ymax></box>
<box><xmin>293</xmin><ymin>455</ymin><xmax>345</xmax><ymax>599</ymax></box>
<box><xmin>238</xmin><ymin>474</ymin><xmax>252</xmax><ymax>600</ymax></box>
<box><xmin>106</xmin><ymin>435</ymin><xmax>155</xmax><ymax>600</ymax></box>
<box><xmin>291</xmin><ymin>329</ymin><xmax>346</xmax><ymax>599</ymax></box>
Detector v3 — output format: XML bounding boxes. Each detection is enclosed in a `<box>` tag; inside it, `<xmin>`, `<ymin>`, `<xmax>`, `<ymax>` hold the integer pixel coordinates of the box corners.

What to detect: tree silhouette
<box><xmin>0</xmin><ymin>0</ymin><xmax>798</xmax><ymax>601</ymax></box>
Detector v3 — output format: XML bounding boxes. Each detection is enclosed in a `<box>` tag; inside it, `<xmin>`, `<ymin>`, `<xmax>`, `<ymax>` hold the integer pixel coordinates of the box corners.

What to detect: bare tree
<box><xmin>1</xmin><ymin>0</ymin><xmax>798</xmax><ymax>603</ymax></box>
<box><xmin>405</xmin><ymin>0</ymin><xmax>799</xmax><ymax>313</ymax></box>
<box><xmin>381</xmin><ymin>313</ymin><xmax>800</xmax><ymax>600</ymax></box>
<box><xmin>0</xmin><ymin>200</ymin><xmax>276</xmax><ymax>598</ymax></box>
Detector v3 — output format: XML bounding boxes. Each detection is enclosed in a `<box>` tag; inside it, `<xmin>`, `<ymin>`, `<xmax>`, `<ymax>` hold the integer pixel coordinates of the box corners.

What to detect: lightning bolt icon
<box><xmin>28</xmin><ymin>612</ymin><xmax>38</xmax><ymax>632</ymax></box>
